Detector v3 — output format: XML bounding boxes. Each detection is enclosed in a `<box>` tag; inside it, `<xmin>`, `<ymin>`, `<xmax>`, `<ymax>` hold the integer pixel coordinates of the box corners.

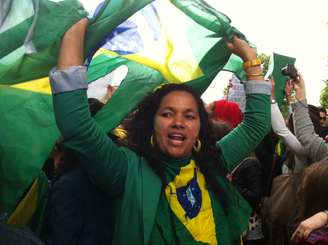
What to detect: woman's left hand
<box><xmin>225</xmin><ymin>36</ymin><xmax>264</xmax><ymax>81</ymax></box>
<box><xmin>225</xmin><ymin>36</ymin><xmax>257</xmax><ymax>62</ymax></box>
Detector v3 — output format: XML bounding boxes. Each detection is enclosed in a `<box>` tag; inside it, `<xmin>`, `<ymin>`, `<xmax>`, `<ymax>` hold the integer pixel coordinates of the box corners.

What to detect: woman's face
<box><xmin>154</xmin><ymin>91</ymin><xmax>200</xmax><ymax>158</ymax></box>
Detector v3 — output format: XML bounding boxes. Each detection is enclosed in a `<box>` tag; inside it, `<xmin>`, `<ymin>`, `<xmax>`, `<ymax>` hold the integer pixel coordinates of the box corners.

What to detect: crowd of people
<box><xmin>2</xmin><ymin>17</ymin><xmax>328</xmax><ymax>245</ymax></box>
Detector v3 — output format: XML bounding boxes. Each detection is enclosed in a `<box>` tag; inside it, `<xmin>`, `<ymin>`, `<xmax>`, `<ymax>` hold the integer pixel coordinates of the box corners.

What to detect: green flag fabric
<box><xmin>265</xmin><ymin>53</ymin><xmax>296</xmax><ymax>106</ymax></box>
<box><xmin>0</xmin><ymin>0</ymin><xmax>88</xmax><ymax>85</ymax></box>
<box><xmin>0</xmin><ymin>0</ymin><xmax>153</xmax><ymax>225</ymax></box>
<box><xmin>222</xmin><ymin>54</ymin><xmax>246</xmax><ymax>81</ymax></box>
<box><xmin>89</xmin><ymin>0</ymin><xmax>246</xmax><ymax>132</ymax></box>
<box><xmin>0</xmin><ymin>0</ymin><xmax>153</xmax><ymax>85</ymax></box>
<box><xmin>0</xmin><ymin>84</ymin><xmax>57</xmax><ymax>226</ymax></box>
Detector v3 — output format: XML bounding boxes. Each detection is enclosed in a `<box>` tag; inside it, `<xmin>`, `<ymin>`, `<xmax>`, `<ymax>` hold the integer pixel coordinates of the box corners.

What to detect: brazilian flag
<box><xmin>0</xmin><ymin>0</ymin><xmax>153</xmax><ymax>232</ymax></box>
<box><xmin>0</xmin><ymin>0</ymin><xmax>247</xmax><ymax>233</ymax></box>
<box><xmin>89</xmin><ymin>0</ymin><xmax>247</xmax><ymax>132</ymax></box>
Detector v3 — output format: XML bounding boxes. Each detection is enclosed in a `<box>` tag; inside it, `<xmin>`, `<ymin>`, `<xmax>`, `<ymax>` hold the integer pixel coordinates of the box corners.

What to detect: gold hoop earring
<box><xmin>193</xmin><ymin>139</ymin><xmax>201</xmax><ymax>152</ymax></box>
<box><xmin>150</xmin><ymin>135</ymin><xmax>155</xmax><ymax>147</ymax></box>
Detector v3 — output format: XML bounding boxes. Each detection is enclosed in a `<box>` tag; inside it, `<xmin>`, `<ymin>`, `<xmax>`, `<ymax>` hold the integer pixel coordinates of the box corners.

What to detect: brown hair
<box><xmin>211</xmin><ymin>120</ymin><xmax>233</xmax><ymax>141</ymax></box>
<box><xmin>300</xmin><ymin>159</ymin><xmax>328</xmax><ymax>219</ymax></box>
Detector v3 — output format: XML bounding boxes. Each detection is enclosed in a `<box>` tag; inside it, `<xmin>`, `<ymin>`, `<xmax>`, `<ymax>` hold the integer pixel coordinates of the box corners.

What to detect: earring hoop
<box><xmin>193</xmin><ymin>139</ymin><xmax>201</xmax><ymax>152</ymax></box>
<box><xmin>150</xmin><ymin>135</ymin><xmax>155</xmax><ymax>147</ymax></box>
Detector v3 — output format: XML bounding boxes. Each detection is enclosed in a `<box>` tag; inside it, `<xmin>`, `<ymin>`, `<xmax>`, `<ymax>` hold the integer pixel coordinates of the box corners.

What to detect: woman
<box><xmin>291</xmin><ymin>162</ymin><xmax>328</xmax><ymax>244</ymax></box>
<box><xmin>50</xmin><ymin>18</ymin><xmax>271</xmax><ymax>244</ymax></box>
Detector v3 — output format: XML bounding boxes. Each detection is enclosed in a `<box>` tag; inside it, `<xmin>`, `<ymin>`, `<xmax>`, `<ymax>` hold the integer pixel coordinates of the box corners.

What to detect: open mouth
<box><xmin>168</xmin><ymin>133</ymin><xmax>186</xmax><ymax>145</ymax></box>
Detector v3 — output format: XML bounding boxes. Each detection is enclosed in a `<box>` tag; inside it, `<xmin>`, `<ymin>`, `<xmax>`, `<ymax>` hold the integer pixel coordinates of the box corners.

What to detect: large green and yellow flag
<box><xmin>0</xmin><ymin>0</ymin><xmax>153</xmax><ymax>228</ymax></box>
<box><xmin>88</xmin><ymin>0</ymin><xmax>247</xmax><ymax>132</ymax></box>
<box><xmin>0</xmin><ymin>0</ymin><xmax>247</xmax><ymax>233</ymax></box>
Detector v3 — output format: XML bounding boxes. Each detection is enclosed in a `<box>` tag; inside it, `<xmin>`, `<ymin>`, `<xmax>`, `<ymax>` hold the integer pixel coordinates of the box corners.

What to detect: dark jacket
<box><xmin>231</xmin><ymin>157</ymin><xmax>264</xmax><ymax>211</ymax></box>
<box><xmin>45</xmin><ymin>168</ymin><xmax>114</xmax><ymax>245</ymax></box>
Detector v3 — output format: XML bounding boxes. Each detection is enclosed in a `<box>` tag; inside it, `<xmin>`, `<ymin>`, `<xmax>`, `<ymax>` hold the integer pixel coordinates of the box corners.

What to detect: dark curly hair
<box><xmin>124</xmin><ymin>83</ymin><xmax>231</xmax><ymax>210</ymax></box>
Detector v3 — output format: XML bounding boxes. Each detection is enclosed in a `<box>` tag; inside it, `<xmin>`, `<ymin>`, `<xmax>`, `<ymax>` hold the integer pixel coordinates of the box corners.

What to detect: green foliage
<box><xmin>280</xmin><ymin>98</ymin><xmax>290</xmax><ymax>118</ymax></box>
<box><xmin>320</xmin><ymin>79</ymin><xmax>328</xmax><ymax>108</ymax></box>
<box><xmin>223</xmin><ymin>86</ymin><xmax>229</xmax><ymax>97</ymax></box>
<box><xmin>258</xmin><ymin>53</ymin><xmax>271</xmax><ymax>75</ymax></box>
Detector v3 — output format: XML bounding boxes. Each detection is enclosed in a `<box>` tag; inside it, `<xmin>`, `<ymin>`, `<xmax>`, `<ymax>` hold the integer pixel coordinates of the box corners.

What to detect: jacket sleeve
<box><xmin>50</xmin><ymin>66</ymin><xmax>128</xmax><ymax>196</ymax></box>
<box><xmin>232</xmin><ymin>159</ymin><xmax>263</xmax><ymax>209</ymax></box>
<box><xmin>292</xmin><ymin>99</ymin><xmax>328</xmax><ymax>162</ymax></box>
<box><xmin>271</xmin><ymin>102</ymin><xmax>307</xmax><ymax>157</ymax></box>
<box><xmin>217</xmin><ymin>81</ymin><xmax>271</xmax><ymax>171</ymax></box>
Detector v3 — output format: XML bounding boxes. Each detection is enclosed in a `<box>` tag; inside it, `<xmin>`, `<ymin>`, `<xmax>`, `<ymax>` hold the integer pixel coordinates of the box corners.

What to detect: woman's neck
<box><xmin>155</xmin><ymin>149</ymin><xmax>192</xmax><ymax>167</ymax></box>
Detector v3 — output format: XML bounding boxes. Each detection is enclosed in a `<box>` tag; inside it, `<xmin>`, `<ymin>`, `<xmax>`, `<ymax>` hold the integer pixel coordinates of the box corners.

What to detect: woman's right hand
<box><xmin>291</xmin><ymin>211</ymin><xmax>328</xmax><ymax>244</ymax></box>
<box><xmin>58</xmin><ymin>18</ymin><xmax>89</xmax><ymax>69</ymax></box>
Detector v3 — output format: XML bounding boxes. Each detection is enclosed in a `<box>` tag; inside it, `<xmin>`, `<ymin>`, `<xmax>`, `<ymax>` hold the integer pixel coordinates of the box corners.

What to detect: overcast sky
<box><xmin>205</xmin><ymin>0</ymin><xmax>328</xmax><ymax>105</ymax></box>
<box><xmin>81</xmin><ymin>0</ymin><xmax>328</xmax><ymax>105</ymax></box>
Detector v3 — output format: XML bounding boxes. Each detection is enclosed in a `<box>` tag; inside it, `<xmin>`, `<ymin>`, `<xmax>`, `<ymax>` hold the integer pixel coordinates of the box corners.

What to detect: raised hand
<box><xmin>292</xmin><ymin>74</ymin><xmax>306</xmax><ymax>101</ymax></box>
<box><xmin>225</xmin><ymin>36</ymin><xmax>257</xmax><ymax>61</ymax></box>
<box><xmin>225</xmin><ymin>36</ymin><xmax>264</xmax><ymax>81</ymax></box>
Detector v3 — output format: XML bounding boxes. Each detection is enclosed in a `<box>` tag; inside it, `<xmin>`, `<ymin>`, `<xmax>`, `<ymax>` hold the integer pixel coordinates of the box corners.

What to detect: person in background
<box><xmin>211</xmin><ymin>120</ymin><xmax>234</xmax><ymax>142</ymax></box>
<box><xmin>318</xmin><ymin>107</ymin><xmax>328</xmax><ymax>141</ymax></box>
<box><xmin>231</xmin><ymin>156</ymin><xmax>265</xmax><ymax>245</ymax></box>
<box><xmin>270</xmin><ymin>79</ymin><xmax>308</xmax><ymax>172</ymax></box>
<box><xmin>288</xmin><ymin>76</ymin><xmax>328</xmax><ymax>161</ymax></box>
<box><xmin>206</xmin><ymin>99</ymin><xmax>243</xmax><ymax>128</ymax></box>
<box><xmin>43</xmin><ymin>99</ymin><xmax>116</xmax><ymax>245</ymax></box>
<box><xmin>318</xmin><ymin>107</ymin><xmax>327</xmax><ymax>128</ymax></box>
<box><xmin>211</xmin><ymin>120</ymin><xmax>265</xmax><ymax>245</ymax></box>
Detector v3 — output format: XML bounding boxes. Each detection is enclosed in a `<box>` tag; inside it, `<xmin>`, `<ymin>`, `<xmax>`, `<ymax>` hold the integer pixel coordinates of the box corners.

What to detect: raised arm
<box><xmin>271</xmin><ymin>103</ymin><xmax>306</xmax><ymax>155</ymax></box>
<box><xmin>218</xmin><ymin>37</ymin><xmax>271</xmax><ymax>170</ymax></box>
<box><xmin>270</xmin><ymin>79</ymin><xmax>306</xmax><ymax>157</ymax></box>
<box><xmin>291</xmin><ymin>75</ymin><xmax>328</xmax><ymax>161</ymax></box>
<box><xmin>50</xmin><ymin>19</ymin><xmax>128</xmax><ymax>196</ymax></box>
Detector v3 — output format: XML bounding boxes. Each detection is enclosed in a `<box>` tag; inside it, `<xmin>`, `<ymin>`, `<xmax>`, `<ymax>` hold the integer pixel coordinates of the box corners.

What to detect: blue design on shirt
<box><xmin>176</xmin><ymin>168</ymin><xmax>202</xmax><ymax>219</ymax></box>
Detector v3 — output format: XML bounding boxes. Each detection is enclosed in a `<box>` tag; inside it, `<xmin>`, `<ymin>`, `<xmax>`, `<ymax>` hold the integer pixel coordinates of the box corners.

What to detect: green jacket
<box><xmin>51</xmin><ymin>67</ymin><xmax>271</xmax><ymax>245</ymax></box>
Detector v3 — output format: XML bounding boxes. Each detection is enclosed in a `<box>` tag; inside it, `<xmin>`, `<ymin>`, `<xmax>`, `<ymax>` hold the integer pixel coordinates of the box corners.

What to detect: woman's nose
<box><xmin>172</xmin><ymin>116</ymin><xmax>185</xmax><ymax>129</ymax></box>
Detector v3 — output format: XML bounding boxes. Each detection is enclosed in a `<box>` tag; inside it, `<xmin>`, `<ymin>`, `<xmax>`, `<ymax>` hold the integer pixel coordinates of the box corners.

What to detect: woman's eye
<box><xmin>162</xmin><ymin>112</ymin><xmax>172</xmax><ymax>118</ymax></box>
<box><xmin>186</xmin><ymin>114</ymin><xmax>195</xmax><ymax>120</ymax></box>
